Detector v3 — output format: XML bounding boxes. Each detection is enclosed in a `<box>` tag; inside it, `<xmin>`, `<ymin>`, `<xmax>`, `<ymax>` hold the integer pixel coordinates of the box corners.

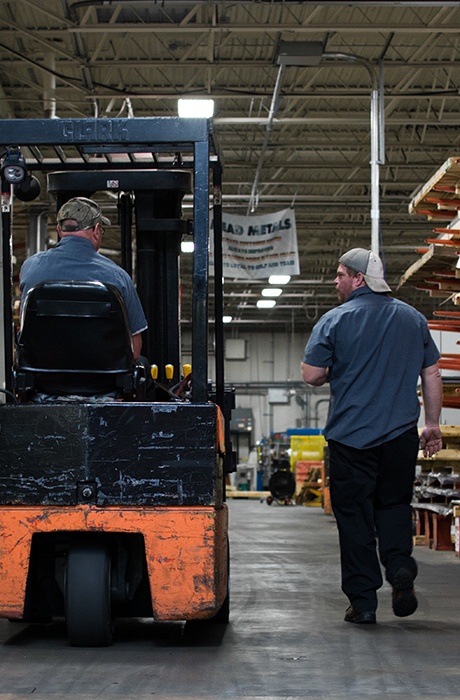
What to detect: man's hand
<box><xmin>419</xmin><ymin>425</ymin><xmax>443</xmax><ymax>458</ymax></box>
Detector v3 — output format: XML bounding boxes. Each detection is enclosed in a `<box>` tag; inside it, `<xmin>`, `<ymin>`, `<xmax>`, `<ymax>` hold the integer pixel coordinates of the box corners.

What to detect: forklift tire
<box><xmin>65</xmin><ymin>541</ymin><xmax>113</xmax><ymax>647</ymax></box>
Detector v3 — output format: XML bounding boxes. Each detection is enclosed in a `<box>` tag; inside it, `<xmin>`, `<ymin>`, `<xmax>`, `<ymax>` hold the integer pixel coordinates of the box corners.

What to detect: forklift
<box><xmin>0</xmin><ymin>117</ymin><xmax>234</xmax><ymax>645</ymax></box>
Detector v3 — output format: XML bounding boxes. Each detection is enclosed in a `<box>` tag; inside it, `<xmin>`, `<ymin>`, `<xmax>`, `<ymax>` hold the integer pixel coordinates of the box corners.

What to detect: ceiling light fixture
<box><xmin>222</xmin><ymin>315</ymin><xmax>233</xmax><ymax>323</ymax></box>
<box><xmin>277</xmin><ymin>40</ymin><xmax>323</xmax><ymax>67</ymax></box>
<box><xmin>257</xmin><ymin>299</ymin><xmax>276</xmax><ymax>309</ymax></box>
<box><xmin>178</xmin><ymin>99</ymin><xmax>215</xmax><ymax>119</ymax></box>
<box><xmin>181</xmin><ymin>241</ymin><xmax>194</xmax><ymax>253</ymax></box>
<box><xmin>261</xmin><ymin>288</ymin><xmax>282</xmax><ymax>297</ymax></box>
<box><xmin>268</xmin><ymin>275</ymin><xmax>291</xmax><ymax>285</ymax></box>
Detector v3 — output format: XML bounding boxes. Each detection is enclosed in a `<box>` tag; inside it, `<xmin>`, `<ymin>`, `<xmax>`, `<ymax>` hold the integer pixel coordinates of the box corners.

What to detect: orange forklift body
<box><xmin>0</xmin><ymin>504</ymin><xmax>228</xmax><ymax>621</ymax></box>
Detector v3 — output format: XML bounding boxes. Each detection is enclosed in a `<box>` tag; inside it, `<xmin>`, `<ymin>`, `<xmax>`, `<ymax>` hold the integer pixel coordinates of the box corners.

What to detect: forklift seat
<box><xmin>15</xmin><ymin>280</ymin><xmax>144</xmax><ymax>399</ymax></box>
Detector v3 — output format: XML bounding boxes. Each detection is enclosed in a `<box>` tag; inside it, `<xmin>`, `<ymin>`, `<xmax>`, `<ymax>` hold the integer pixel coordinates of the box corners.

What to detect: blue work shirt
<box><xmin>303</xmin><ymin>287</ymin><xmax>440</xmax><ymax>449</ymax></box>
<box><xmin>20</xmin><ymin>236</ymin><xmax>147</xmax><ymax>336</ymax></box>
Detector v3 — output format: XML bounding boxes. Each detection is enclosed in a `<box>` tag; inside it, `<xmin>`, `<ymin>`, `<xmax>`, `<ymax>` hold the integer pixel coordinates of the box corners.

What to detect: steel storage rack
<box><xmin>400</xmin><ymin>156</ymin><xmax>460</xmax><ymax>552</ymax></box>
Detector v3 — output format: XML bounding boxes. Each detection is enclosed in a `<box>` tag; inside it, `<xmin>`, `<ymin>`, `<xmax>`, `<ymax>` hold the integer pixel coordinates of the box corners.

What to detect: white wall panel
<box><xmin>183</xmin><ymin>329</ymin><xmax>330</xmax><ymax>444</ymax></box>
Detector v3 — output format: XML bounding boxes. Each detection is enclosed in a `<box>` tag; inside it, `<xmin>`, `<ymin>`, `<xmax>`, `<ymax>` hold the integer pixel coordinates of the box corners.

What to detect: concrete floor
<box><xmin>0</xmin><ymin>499</ymin><xmax>459</xmax><ymax>699</ymax></box>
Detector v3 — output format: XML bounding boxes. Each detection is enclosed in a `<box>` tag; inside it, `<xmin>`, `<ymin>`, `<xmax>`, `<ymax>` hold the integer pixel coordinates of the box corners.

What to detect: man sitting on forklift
<box><xmin>19</xmin><ymin>197</ymin><xmax>147</xmax><ymax>359</ymax></box>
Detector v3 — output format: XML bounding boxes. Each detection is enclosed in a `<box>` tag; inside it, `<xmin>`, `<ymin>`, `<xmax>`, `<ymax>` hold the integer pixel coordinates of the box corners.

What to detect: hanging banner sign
<box><xmin>209</xmin><ymin>207</ymin><xmax>299</xmax><ymax>279</ymax></box>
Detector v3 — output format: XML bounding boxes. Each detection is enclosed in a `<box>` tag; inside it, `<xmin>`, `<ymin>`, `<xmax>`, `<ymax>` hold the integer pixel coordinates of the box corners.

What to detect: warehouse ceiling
<box><xmin>1</xmin><ymin>0</ymin><xmax>460</xmax><ymax>332</ymax></box>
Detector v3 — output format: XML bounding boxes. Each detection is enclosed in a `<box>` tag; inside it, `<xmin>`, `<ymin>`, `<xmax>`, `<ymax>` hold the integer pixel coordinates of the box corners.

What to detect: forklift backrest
<box><xmin>16</xmin><ymin>280</ymin><xmax>136</xmax><ymax>396</ymax></box>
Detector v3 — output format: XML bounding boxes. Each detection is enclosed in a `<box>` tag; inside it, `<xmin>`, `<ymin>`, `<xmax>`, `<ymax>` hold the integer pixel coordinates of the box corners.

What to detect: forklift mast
<box><xmin>0</xmin><ymin>117</ymin><xmax>222</xmax><ymax>402</ymax></box>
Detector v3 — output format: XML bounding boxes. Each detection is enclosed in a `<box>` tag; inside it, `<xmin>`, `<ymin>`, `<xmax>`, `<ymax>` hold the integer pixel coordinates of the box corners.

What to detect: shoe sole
<box><xmin>393</xmin><ymin>589</ymin><xmax>418</xmax><ymax>617</ymax></box>
<box><xmin>392</xmin><ymin>568</ymin><xmax>418</xmax><ymax>617</ymax></box>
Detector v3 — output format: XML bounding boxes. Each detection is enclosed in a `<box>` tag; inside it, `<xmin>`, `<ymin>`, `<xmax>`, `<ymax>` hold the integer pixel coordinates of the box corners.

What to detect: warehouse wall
<box><xmin>182</xmin><ymin>329</ymin><xmax>330</xmax><ymax>445</ymax></box>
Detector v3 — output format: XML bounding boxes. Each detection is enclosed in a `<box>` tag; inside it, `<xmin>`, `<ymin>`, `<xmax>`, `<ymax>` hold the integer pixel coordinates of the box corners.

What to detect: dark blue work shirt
<box><xmin>303</xmin><ymin>287</ymin><xmax>440</xmax><ymax>449</ymax></box>
<box><xmin>20</xmin><ymin>236</ymin><xmax>147</xmax><ymax>336</ymax></box>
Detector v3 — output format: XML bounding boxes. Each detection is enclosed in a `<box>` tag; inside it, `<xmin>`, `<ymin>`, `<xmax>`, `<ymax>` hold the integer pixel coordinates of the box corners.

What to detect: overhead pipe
<box><xmin>276</xmin><ymin>41</ymin><xmax>385</xmax><ymax>256</ymax></box>
<box><xmin>247</xmin><ymin>62</ymin><xmax>285</xmax><ymax>215</ymax></box>
<box><xmin>43</xmin><ymin>53</ymin><xmax>57</xmax><ymax>119</ymax></box>
<box><xmin>321</xmin><ymin>51</ymin><xmax>385</xmax><ymax>255</ymax></box>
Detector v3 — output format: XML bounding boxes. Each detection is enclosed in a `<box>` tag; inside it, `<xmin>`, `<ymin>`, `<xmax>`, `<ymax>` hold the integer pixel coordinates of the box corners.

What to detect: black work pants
<box><xmin>328</xmin><ymin>427</ymin><xmax>419</xmax><ymax>613</ymax></box>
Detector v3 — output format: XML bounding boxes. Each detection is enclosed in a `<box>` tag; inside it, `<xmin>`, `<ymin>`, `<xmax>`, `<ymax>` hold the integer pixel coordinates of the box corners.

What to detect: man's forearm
<box><xmin>301</xmin><ymin>362</ymin><xmax>329</xmax><ymax>386</ymax></box>
<box><xmin>421</xmin><ymin>363</ymin><xmax>442</xmax><ymax>425</ymax></box>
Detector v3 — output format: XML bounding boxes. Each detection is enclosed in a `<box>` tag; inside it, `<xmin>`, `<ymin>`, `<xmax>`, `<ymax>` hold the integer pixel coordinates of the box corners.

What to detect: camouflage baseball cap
<box><xmin>57</xmin><ymin>197</ymin><xmax>111</xmax><ymax>232</ymax></box>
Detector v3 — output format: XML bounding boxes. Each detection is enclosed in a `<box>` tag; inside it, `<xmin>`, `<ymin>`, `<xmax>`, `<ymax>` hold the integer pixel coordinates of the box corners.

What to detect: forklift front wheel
<box><xmin>65</xmin><ymin>540</ymin><xmax>114</xmax><ymax>647</ymax></box>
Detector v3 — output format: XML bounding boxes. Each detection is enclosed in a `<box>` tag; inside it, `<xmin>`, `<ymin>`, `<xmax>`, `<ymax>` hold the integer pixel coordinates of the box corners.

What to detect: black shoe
<box><xmin>392</xmin><ymin>567</ymin><xmax>418</xmax><ymax>618</ymax></box>
<box><xmin>344</xmin><ymin>606</ymin><xmax>376</xmax><ymax>624</ymax></box>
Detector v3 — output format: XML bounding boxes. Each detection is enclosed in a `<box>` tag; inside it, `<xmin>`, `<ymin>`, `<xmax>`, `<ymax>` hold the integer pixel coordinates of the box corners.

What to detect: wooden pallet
<box><xmin>397</xmin><ymin>244</ymin><xmax>458</xmax><ymax>291</ymax></box>
<box><xmin>409</xmin><ymin>157</ymin><xmax>460</xmax><ymax>218</ymax></box>
<box><xmin>401</xmin><ymin>158</ymin><xmax>460</xmax><ymax>299</ymax></box>
<box><xmin>226</xmin><ymin>488</ymin><xmax>270</xmax><ymax>499</ymax></box>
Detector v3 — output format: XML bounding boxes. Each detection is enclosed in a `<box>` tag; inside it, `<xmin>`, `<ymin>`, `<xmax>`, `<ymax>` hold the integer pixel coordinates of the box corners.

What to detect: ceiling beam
<box><xmin>64</xmin><ymin>24</ymin><xmax>460</xmax><ymax>35</ymax></box>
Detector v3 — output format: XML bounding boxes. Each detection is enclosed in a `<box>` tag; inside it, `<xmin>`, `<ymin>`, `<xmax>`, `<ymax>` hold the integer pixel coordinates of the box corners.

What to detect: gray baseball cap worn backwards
<box><xmin>57</xmin><ymin>197</ymin><xmax>111</xmax><ymax>232</ymax></box>
<box><xmin>339</xmin><ymin>247</ymin><xmax>392</xmax><ymax>293</ymax></box>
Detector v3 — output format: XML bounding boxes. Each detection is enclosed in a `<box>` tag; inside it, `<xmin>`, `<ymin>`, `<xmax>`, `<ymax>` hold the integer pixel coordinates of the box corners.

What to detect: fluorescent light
<box><xmin>181</xmin><ymin>241</ymin><xmax>194</xmax><ymax>253</ymax></box>
<box><xmin>178</xmin><ymin>99</ymin><xmax>215</xmax><ymax>118</ymax></box>
<box><xmin>257</xmin><ymin>299</ymin><xmax>276</xmax><ymax>309</ymax></box>
<box><xmin>268</xmin><ymin>275</ymin><xmax>291</xmax><ymax>285</ymax></box>
<box><xmin>222</xmin><ymin>315</ymin><xmax>233</xmax><ymax>323</ymax></box>
<box><xmin>262</xmin><ymin>287</ymin><xmax>282</xmax><ymax>297</ymax></box>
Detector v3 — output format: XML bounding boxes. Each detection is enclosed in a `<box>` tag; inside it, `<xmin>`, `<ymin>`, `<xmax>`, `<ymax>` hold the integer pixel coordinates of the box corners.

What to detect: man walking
<box><xmin>301</xmin><ymin>248</ymin><xmax>442</xmax><ymax>624</ymax></box>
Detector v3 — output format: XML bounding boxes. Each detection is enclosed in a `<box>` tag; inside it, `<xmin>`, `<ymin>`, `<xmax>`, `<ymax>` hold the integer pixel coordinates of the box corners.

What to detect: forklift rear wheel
<box><xmin>65</xmin><ymin>541</ymin><xmax>113</xmax><ymax>647</ymax></box>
